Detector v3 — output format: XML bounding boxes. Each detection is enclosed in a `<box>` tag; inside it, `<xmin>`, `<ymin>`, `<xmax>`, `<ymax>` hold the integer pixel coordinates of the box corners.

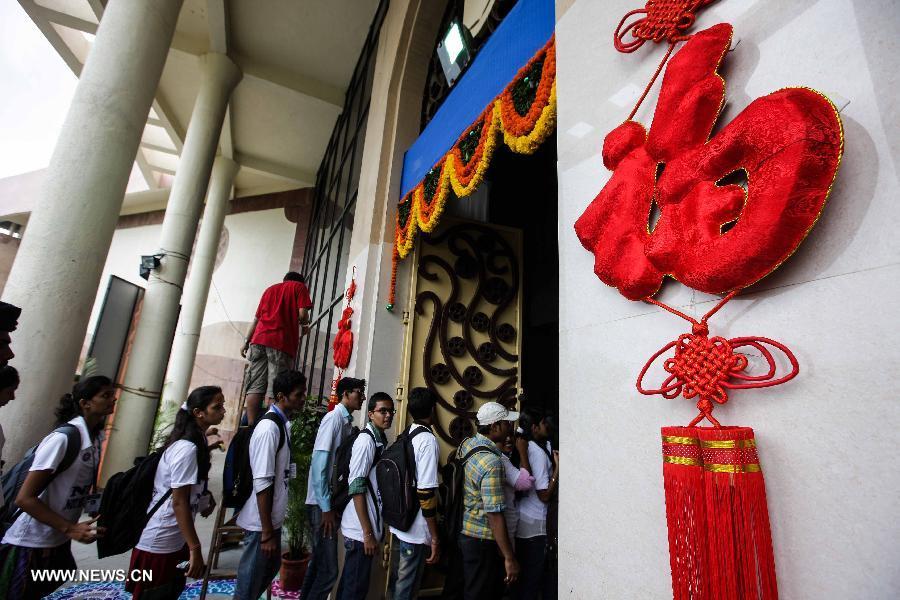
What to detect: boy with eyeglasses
<box><xmin>301</xmin><ymin>377</ymin><xmax>366</xmax><ymax>600</ymax></box>
<box><xmin>335</xmin><ymin>392</ymin><xmax>395</xmax><ymax>600</ymax></box>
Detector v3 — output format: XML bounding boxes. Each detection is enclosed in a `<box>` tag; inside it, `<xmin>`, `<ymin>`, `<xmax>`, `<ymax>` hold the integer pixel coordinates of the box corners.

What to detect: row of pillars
<box><xmin>0</xmin><ymin>0</ymin><xmax>243</xmax><ymax>477</ymax></box>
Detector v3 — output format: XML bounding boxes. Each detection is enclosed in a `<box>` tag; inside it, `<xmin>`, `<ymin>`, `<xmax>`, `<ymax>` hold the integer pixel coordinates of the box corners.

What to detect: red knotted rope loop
<box><xmin>637</xmin><ymin>291</ymin><xmax>799</xmax><ymax>426</ymax></box>
<box><xmin>614</xmin><ymin>0</ymin><xmax>717</xmax><ymax>53</ymax></box>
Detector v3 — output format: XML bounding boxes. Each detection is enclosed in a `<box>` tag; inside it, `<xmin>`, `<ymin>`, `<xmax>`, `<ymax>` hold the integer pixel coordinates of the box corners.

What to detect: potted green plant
<box><xmin>280</xmin><ymin>397</ymin><xmax>325</xmax><ymax>591</ymax></box>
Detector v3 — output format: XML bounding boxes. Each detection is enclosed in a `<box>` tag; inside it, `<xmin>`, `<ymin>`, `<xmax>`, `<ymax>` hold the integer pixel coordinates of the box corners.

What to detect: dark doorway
<box><xmin>487</xmin><ymin>134</ymin><xmax>559</xmax><ymax>424</ymax></box>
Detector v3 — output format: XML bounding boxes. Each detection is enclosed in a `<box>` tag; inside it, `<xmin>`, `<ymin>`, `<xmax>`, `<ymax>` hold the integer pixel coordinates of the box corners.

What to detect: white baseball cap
<box><xmin>476</xmin><ymin>402</ymin><xmax>520</xmax><ymax>426</ymax></box>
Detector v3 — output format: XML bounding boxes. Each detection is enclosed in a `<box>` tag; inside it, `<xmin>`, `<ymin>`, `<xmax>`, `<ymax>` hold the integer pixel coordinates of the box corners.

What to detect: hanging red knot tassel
<box><xmin>329</xmin><ymin>267</ymin><xmax>357</xmax><ymax>411</ymax></box>
<box><xmin>644</xmin><ymin>291</ymin><xmax>788</xmax><ymax>600</ymax></box>
<box><xmin>637</xmin><ymin>291</ymin><xmax>799</xmax><ymax>426</ymax></box>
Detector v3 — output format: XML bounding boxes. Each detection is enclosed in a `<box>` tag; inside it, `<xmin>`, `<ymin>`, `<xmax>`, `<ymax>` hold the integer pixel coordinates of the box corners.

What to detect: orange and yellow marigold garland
<box><xmin>388</xmin><ymin>37</ymin><xmax>557</xmax><ymax>309</ymax></box>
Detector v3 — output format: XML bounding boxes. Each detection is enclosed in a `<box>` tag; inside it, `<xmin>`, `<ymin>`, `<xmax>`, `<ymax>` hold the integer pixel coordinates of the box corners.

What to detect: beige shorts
<box><xmin>245</xmin><ymin>344</ymin><xmax>292</xmax><ymax>398</ymax></box>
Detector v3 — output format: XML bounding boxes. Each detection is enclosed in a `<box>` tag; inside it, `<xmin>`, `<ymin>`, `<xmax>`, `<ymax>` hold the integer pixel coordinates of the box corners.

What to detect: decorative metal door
<box><xmin>399</xmin><ymin>217</ymin><xmax>523</xmax><ymax>459</ymax></box>
<box><xmin>383</xmin><ymin>218</ymin><xmax>523</xmax><ymax>595</ymax></box>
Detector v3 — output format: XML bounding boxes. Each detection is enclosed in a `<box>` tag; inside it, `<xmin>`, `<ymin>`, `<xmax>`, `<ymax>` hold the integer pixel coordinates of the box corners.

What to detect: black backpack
<box><xmin>438</xmin><ymin>441</ymin><xmax>496</xmax><ymax>544</ymax></box>
<box><xmin>375</xmin><ymin>424</ymin><xmax>434</xmax><ymax>532</ymax></box>
<box><xmin>96</xmin><ymin>451</ymin><xmax>170</xmax><ymax>558</ymax></box>
<box><xmin>223</xmin><ymin>412</ymin><xmax>287</xmax><ymax>510</ymax></box>
<box><xmin>330</xmin><ymin>427</ymin><xmax>376</xmax><ymax>514</ymax></box>
<box><xmin>1</xmin><ymin>424</ymin><xmax>81</xmax><ymax>536</ymax></box>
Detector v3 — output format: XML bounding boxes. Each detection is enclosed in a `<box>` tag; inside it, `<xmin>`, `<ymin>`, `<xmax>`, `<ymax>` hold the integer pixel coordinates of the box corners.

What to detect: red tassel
<box><xmin>662</xmin><ymin>427</ymin><xmax>709</xmax><ymax>600</ymax></box>
<box><xmin>327</xmin><ymin>373</ymin><xmax>341</xmax><ymax>412</ymax></box>
<box><xmin>332</xmin><ymin>306</ymin><xmax>354</xmax><ymax>369</ymax></box>
<box><xmin>333</xmin><ymin>330</ymin><xmax>353</xmax><ymax>368</ymax></box>
<box><xmin>698</xmin><ymin>427</ymin><xmax>777</xmax><ymax>600</ymax></box>
<box><xmin>662</xmin><ymin>426</ymin><xmax>778</xmax><ymax>600</ymax></box>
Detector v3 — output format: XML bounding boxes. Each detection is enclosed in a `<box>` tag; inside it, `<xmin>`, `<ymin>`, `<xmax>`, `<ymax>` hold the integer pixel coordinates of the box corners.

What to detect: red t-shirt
<box><xmin>250</xmin><ymin>280</ymin><xmax>313</xmax><ymax>357</ymax></box>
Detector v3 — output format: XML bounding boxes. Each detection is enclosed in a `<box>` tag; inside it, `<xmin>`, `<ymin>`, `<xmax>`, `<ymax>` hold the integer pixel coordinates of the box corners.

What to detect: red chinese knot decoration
<box><xmin>637</xmin><ymin>291</ymin><xmax>800</xmax><ymax>428</ymax></box>
<box><xmin>614</xmin><ymin>0</ymin><xmax>718</xmax><ymax>53</ymax></box>
<box><xmin>578</xmin><ymin>20</ymin><xmax>843</xmax><ymax>600</ymax></box>
<box><xmin>328</xmin><ymin>267</ymin><xmax>358</xmax><ymax>411</ymax></box>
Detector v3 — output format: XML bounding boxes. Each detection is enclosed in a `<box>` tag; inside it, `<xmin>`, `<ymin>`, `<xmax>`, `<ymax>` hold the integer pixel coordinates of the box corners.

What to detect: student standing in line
<box><xmin>336</xmin><ymin>392</ymin><xmax>394</xmax><ymax>600</ymax></box>
<box><xmin>512</xmin><ymin>409</ymin><xmax>559</xmax><ymax>600</ymax></box>
<box><xmin>500</xmin><ymin>434</ymin><xmax>534</xmax><ymax>549</ymax></box>
<box><xmin>234</xmin><ymin>370</ymin><xmax>307</xmax><ymax>600</ymax></box>
<box><xmin>458</xmin><ymin>402</ymin><xmax>520</xmax><ymax>600</ymax></box>
<box><xmin>387</xmin><ymin>387</ymin><xmax>442</xmax><ymax>600</ymax></box>
<box><xmin>0</xmin><ymin>376</ymin><xmax>115</xmax><ymax>599</ymax></box>
<box><xmin>125</xmin><ymin>386</ymin><xmax>225</xmax><ymax>599</ymax></box>
<box><xmin>0</xmin><ymin>366</ymin><xmax>20</xmax><ymax>513</ymax></box>
<box><xmin>301</xmin><ymin>377</ymin><xmax>366</xmax><ymax>600</ymax></box>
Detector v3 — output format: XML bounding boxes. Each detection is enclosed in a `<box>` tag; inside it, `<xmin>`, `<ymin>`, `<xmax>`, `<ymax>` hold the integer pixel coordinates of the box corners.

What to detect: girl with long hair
<box><xmin>125</xmin><ymin>386</ymin><xmax>225</xmax><ymax>599</ymax></box>
<box><xmin>0</xmin><ymin>375</ymin><xmax>116</xmax><ymax>599</ymax></box>
<box><xmin>0</xmin><ymin>365</ymin><xmax>20</xmax><ymax>511</ymax></box>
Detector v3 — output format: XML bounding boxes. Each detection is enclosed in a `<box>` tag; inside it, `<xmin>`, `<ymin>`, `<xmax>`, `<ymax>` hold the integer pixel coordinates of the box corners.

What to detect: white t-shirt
<box><xmin>136</xmin><ymin>440</ymin><xmax>205</xmax><ymax>554</ymax></box>
<box><xmin>500</xmin><ymin>454</ymin><xmax>521</xmax><ymax>541</ymax></box>
<box><xmin>517</xmin><ymin>440</ymin><xmax>552</xmax><ymax>539</ymax></box>
<box><xmin>237</xmin><ymin>409</ymin><xmax>292</xmax><ymax>532</ymax></box>
<box><xmin>340</xmin><ymin>424</ymin><xmax>385</xmax><ymax>543</ymax></box>
<box><xmin>390</xmin><ymin>424</ymin><xmax>439</xmax><ymax>545</ymax></box>
<box><xmin>2</xmin><ymin>417</ymin><xmax>101</xmax><ymax>548</ymax></box>
<box><xmin>305</xmin><ymin>404</ymin><xmax>352</xmax><ymax>506</ymax></box>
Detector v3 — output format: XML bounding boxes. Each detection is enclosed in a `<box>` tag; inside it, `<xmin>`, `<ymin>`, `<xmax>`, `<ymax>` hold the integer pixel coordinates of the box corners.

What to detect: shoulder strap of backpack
<box><xmin>146</xmin><ymin>489</ymin><xmax>173</xmax><ymax>522</ymax></box>
<box><xmin>408</xmin><ymin>424</ymin><xmax>434</xmax><ymax>441</ymax></box>
<box><xmin>358</xmin><ymin>428</ymin><xmax>382</xmax><ymax>535</ymax></box>
<box><xmin>360</xmin><ymin>428</ymin><xmax>379</xmax><ymax>462</ymax></box>
<box><xmin>462</xmin><ymin>445</ymin><xmax>497</xmax><ymax>463</ymax></box>
<box><xmin>538</xmin><ymin>440</ymin><xmax>553</xmax><ymax>463</ymax></box>
<box><xmin>261</xmin><ymin>412</ymin><xmax>287</xmax><ymax>453</ymax></box>
<box><xmin>5</xmin><ymin>424</ymin><xmax>83</xmax><ymax>525</ymax></box>
<box><xmin>56</xmin><ymin>424</ymin><xmax>82</xmax><ymax>475</ymax></box>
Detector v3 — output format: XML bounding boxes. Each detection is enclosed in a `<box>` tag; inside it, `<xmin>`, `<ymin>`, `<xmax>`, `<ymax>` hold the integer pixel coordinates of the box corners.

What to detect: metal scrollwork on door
<box><xmin>413</xmin><ymin>222</ymin><xmax>521</xmax><ymax>446</ymax></box>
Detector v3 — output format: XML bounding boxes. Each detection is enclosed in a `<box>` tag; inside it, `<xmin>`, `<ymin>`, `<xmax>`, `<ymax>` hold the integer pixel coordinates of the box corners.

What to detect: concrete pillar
<box><xmin>103</xmin><ymin>54</ymin><xmax>241</xmax><ymax>477</ymax></box>
<box><xmin>163</xmin><ymin>156</ymin><xmax>238</xmax><ymax>409</ymax></box>
<box><xmin>0</xmin><ymin>0</ymin><xmax>184</xmax><ymax>459</ymax></box>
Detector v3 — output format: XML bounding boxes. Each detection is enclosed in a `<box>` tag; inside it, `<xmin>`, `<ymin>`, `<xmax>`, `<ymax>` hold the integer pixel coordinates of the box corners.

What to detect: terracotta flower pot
<box><xmin>280</xmin><ymin>551</ymin><xmax>312</xmax><ymax>592</ymax></box>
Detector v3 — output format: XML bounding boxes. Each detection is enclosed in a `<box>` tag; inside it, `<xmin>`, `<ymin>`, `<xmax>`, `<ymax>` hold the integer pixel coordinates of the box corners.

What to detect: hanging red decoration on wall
<box><xmin>328</xmin><ymin>267</ymin><xmax>357</xmax><ymax>412</ymax></box>
<box><xmin>614</xmin><ymin>0</ymin><xmax>718</xmax><ymax>53</ymax></box>
<box><xmin>576</xmin><ymin>19</ymin><xmax>843</xmax><ymax>600</ymax></box>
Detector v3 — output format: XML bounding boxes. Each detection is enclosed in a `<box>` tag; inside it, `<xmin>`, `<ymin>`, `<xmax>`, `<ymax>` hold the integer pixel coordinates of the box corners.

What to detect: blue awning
<box><xmin>399</xmin><ymin>0</ymin><xmax>555</xmax><ymax>197</ymax></box>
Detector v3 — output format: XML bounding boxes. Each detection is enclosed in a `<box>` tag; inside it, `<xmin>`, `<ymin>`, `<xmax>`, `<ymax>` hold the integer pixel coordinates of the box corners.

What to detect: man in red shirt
<box><xmin>241</xmin><ymin>272</ymin><xmax>313</xmax><ymax>423</ymax></box>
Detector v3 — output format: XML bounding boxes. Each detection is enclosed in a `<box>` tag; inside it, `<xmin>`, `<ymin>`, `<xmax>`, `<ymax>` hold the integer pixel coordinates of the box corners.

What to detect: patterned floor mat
<box><xmin>44</xmin><ymin>577</ymin><xmax>300</xmax><ymax>598</ymax></box>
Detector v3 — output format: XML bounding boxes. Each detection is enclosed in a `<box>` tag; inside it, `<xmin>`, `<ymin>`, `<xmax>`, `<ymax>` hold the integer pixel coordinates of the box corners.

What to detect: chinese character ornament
<box><xmin>575</xmin><ymin>21</ymin><xmax>843</xmax><ymax>600</ymax></box>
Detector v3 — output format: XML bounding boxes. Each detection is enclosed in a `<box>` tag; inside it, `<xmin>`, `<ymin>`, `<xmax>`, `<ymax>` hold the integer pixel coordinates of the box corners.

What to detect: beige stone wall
<box><xmin>556</xmin><ymin>0</ymin><xmax>900</xmax><ymax>597</ymax></box>
<box><xmin>0</xmin><ymin>234</ymin><xmax>21</xmax><ymax>295</ymax></box>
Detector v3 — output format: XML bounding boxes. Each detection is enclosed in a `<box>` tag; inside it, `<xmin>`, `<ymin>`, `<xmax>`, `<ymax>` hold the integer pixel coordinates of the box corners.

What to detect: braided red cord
<box><xmin>638</xmin><ymin>291</ymin><xmax>799</xmax><ymax>426</ymax></box>
<box><xmin>614</xmin><ymin>0</ymin><xmax>718</xmax><ymax>53</ymax></box>
<box><xmin>627</xmin><ymin>42</ymin><xmax>677</xmax><ymax>121</ymax></box>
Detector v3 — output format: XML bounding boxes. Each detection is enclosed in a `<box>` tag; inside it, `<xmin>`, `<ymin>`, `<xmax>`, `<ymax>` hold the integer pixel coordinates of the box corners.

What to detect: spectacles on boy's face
<box><xmin>353</xmin><ymin>389</ymin><xmax>365</xmax><ymax>397</ymax></box>
<box><xmin>372</xmin><ymin>408</ymin><xmax>395</xmax><ymax>416</ymax></box>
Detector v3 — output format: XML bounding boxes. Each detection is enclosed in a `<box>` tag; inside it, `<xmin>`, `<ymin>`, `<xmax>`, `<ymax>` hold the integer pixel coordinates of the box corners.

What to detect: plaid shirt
<box><xmin>459</xmin><ymin>433</ymin><xmax>505</xmax><ymax>540</ymax></box>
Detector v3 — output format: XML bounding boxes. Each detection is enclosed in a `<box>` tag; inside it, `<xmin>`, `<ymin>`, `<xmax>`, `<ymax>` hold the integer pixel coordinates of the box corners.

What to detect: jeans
<box><xmin>335</xmin><ymin>538</ymin><xmax>373</xmax><ymax>600</ymax></box>
<box><xmin>389</xmin><ymin>540</ymin><xmax>429</xmax><ymax>600</ymax></box>
<box><xmin>234</xmin><ymin>530</ymin><xmax>282</xmax><ymax>600</ymax></box>
<box><xmin>458</xmin><ymin>534</ymin><xmax>504</xmax><ymax>600</ymax></box>
<box><xmin>300</xmin><ymin>504</ymin><xmax>340</xmax><ymax>600</ymax></box>
<box><xmin>512</xmin><ymin>535</ymin><xmax>547</xmax><ymax>600</ymax></box>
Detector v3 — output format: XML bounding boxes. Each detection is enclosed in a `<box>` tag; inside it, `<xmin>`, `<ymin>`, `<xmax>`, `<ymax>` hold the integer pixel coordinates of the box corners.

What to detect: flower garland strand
<box><xmin>388</xmin><ymin>37</ymin><xmax>557</xmax><ymax>310</ymax></box>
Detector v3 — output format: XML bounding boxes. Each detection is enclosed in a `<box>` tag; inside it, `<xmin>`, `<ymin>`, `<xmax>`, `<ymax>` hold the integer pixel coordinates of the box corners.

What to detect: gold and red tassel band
<box><xmin>661</xmin><ymin>426</ymin><xmax>778</xmax><ymax>600</ymax></box>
